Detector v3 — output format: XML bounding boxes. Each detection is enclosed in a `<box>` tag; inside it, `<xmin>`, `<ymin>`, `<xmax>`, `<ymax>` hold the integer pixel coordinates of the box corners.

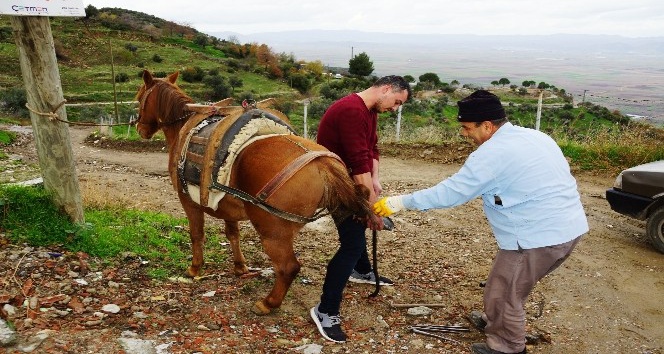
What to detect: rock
<box><xmin>118</xmin><ymin>338</ymin><xmax>157</xmax><ymax>354</ymax></box>
<box><xmin>0</xmin><ymin>319</ymin><xmax>17</xmax><ymax>346</ymax></box>
<box><xmin>3</xmin><ymin>304</ymin><xmax>16</xmax><ymax>317</ymax></box>
<box><xmin>201</xmin><ymin>291</ymin><xmax>216</xmax><ymax>297</ymax></box>
<box><xmin>293</xmin><ymin>343</ymin><xmax>323</xmax><ymax>354</ymax></box>
<box><xmin>407</xmin><ymin>306</ymin><xmax>434</xmax><ymax>316</ymax></box>
<box><xmin>15</xmin><ymin>330</ymin><xmax>52</xmax><ymax>352</ymax></box>
<box><xmin>108</xmin><ymin>281</ymin><xmax>121</xmax><ymax>288</ymax></box>
<box><xmin>133</xmin><ymin>311</ymin><xmax>149</xmax><ymax>319</ymax></box>
<box><xmin>410</xmin><ymin>338</ymin><xmax>425</xmax><ymax>349</ymax></box>
<box><xmin>121</xmin><ymin>331</ymin><xmax>139</xmax><ymax>338</ymax></box>
<box><xmin>102</xmin><ymin>304</ymin><xmax>121</xmax><ymax>313</ymax></box>
<box><xmin>376</xmin><ymin>315</ymin><xmax>390</xmax><ymax>329</ymax></box>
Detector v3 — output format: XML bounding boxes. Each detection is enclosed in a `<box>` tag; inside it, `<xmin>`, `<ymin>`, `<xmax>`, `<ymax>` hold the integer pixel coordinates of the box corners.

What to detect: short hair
<box><xmin>474</xmin><ymin>117</ymin><xmax>509</xmax><ymax>127</ymax></box>
<box><xmin>373</xmin><ymin>75</ymin><xmax>412</xmax><ymax>102</ymax></box>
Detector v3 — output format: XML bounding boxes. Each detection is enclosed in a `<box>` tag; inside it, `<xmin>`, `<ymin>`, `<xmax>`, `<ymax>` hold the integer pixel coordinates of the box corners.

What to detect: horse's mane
<box><xmin>154</xmin><ymin>80</ymin><xmax>194</xmax><ymax>124</ymax></box>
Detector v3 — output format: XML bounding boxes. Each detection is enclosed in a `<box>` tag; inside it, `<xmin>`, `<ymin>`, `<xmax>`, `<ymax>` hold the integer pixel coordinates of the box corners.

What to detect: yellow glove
<box><xmin>373</xmin><ymin>196</ymin><xmax>405</xmax><ymax>217</ymax></box>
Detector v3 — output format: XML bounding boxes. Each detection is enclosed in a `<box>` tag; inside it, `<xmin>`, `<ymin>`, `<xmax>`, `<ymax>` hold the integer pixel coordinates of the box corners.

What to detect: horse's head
<box><xmin>134</xmin><ymin>70</ymin><xmax>181</xmax><ymax>139</ymax></box>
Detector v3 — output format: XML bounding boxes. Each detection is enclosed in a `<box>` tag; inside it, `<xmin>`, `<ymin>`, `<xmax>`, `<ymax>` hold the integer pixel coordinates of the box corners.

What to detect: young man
<box><xmin>374</xmin><ymin>90</ymin><xmax>588</xmax><ymax>354</ymax></box>
<box><xmin>311</xmin><ymin>75</ymin><xmax>412</xmax><ymax>343</ymax></box>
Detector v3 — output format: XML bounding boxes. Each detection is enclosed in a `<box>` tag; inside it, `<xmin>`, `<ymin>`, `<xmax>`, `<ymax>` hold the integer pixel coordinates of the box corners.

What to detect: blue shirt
<box><xmin>402</xmin><ymin>122</ymin><xmax>588</xmax><ymax>250</ymax></box>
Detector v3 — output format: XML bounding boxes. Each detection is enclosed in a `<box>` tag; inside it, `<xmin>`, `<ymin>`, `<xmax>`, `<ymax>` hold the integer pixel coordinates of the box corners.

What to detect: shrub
<box><xmin>152</xmin><ymin>54</ymin><xmax>163</xmax><ymax>63</ymax></box>
<box><xmin>181</xmin><ymin>66</ymin><xmax>205</xmax><ymax>83</ymax></box>
<box><xmin>0</xmin><ymin>88</ymin><xmax>28</xmax><ymax>118</ymax></box>
<box><xmin>124</xmin><ymin>43</ymin><xmax>138</xmax><ymax>53</ymax></box>
<box><xmin>115</xmin><ymin>72</ymin><xmax>129</xmax><ymax>83</ymax></box>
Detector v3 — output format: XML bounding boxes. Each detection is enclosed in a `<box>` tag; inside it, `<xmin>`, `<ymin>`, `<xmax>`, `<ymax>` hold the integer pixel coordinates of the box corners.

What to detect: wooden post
<box><xmin>535</xmin><ymin>90</ymin><xmax>543</xmax><ymax>131</ymax></box>
<box><xmin>10</xmin><ymin>16</ymin><xmax>84</xmax><ymax>223</ymax></box>
<box><xmin>396</xmin><ymin>105</ymin><xmax>402</xmax><ymax>141</ymax></box>
<box><xmin>303</xmin><ymin>99</ymin><xmax>309</xmax><ymax>139</ymax></box>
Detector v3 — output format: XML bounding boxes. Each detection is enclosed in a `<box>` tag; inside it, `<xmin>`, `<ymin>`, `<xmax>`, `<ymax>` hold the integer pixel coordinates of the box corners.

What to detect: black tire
<box><xmin>646</xmin><ymin>206</ymin><xmax>664</xmax><ymax>254</ymax></box>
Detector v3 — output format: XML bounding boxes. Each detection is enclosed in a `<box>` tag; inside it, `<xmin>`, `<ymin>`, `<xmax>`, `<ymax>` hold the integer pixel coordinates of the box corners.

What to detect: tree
<box><xmin>403</xmin><ymin>75</ymin><xmax>416</xmax><ymax>83</ymax></box>
<box><xmin>203</xmin><ymin>74</ymin><xmax>230</xmax><ymax>100</ymax></box>
<box><xmin>498</xmin><ymin>78</ymin><xmax>510</xmax><ymax>86</ymax></box>
<box><xmin>491</xmin><ymin>80</ymin><xmax>499</xmax><ymax>87</ymax></box>
<box><xmin>229</xmin><ymin>76</ymin><xmax>243</xmax><ymax>93</ymax></box>
<box><xmin>84</xmin><ymin>5</ymin><xmax>99</xmax><ymax>19</ymax></box>
<box><xmin>538</xmin><ymin>81</ymin><xmax>551</xmax><ymax>90</ymax></box>
<box><xmin>522</xmin><ymin>80</ymin><xmax>536</xmax><ymax>87</ymax></box>
<box><xmin>348</xmin><ymin>52</ymin><xmax>374</xmax><ymax>76</ymax></box>
<box><xmin>303</xmin><ymin>60</ymin><xmax>325</xmax><ymax>78</ymax></box>
<box><xmin>289</xmin><ymin>72</ymin><xmax>313</xmax><ymax>94</ymax></box>
<box><xmin>418</xmin><ymin>72</ymin><xmax>441</xmax><ymax>90</ymax></box>
<box><xmin>193</xmin><ymin>34</ymin><xmax>208</xmax><ymax>47</ymax></box>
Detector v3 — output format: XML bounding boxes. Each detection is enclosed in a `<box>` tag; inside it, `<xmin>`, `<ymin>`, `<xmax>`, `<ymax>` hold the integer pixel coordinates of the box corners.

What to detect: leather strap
<box><xmin>256</xmin><ymin>150</ymin><xmax>343</xmax><ymax>201</ymax></box>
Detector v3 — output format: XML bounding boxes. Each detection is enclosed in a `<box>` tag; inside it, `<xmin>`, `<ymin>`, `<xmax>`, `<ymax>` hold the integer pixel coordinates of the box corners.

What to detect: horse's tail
<box><xmin>319</xmin><ymin>158</ymin><xmax>372</xmax><ymax>220</ymax></box>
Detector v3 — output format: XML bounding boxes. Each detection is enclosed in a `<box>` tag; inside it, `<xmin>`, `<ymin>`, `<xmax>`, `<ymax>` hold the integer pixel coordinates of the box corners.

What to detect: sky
<box><xmin>83</xmin><ymin>0</ymin><xmax>664</xmax><ymax>38</ymax></box>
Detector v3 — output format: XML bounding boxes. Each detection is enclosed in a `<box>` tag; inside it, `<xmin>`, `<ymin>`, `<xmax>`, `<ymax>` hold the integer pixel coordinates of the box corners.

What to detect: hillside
<box><xmin>0</xmin><ymin>8</ymin><xmax>301</xmax><ymax>110</ymax></box>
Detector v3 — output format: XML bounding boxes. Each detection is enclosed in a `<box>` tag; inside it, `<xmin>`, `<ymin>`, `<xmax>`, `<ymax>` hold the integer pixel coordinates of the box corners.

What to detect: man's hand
<box><xmin>373</xmin><ymin>196</ymin><xmax>405</xmax><ymax>217</ymax></box>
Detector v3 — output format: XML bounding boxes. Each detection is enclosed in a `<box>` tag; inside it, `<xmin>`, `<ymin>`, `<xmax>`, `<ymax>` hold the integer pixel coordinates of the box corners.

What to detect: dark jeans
<box><xmin>318</xmin><ymin>216</ymin><xmax>372</xmax><ymax>315</ymax></box>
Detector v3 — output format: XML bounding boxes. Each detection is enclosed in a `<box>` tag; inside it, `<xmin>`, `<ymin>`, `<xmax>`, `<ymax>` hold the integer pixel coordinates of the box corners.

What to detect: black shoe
<box><xmin>467</xmin><ymin>310</ymin><xmax>487</xmax><ymax>331</ymax></box>
<box><xmin>348</xmin><ymin>270</ymin><xmax>394</xmax><ymax>286</ymax></box>
<box><xmin>310</xmin><ymin>304</ymin><xmax>347</xmax><ymax>343</ymax></box>
<box><xmin>471</xmin><ymin>343</ymin><xmax>526</xmax><ymax>354</ymax></box>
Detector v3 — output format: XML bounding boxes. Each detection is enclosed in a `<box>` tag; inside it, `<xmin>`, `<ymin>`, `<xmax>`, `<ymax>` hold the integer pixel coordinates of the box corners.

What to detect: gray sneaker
<box><xmin>310</xmin><ymin>304</ymin><xmax>347</xmax><ymax>343</ymax></box>
<box><xmin>348</xmin><ymin>270</ymin><xmax>394</xmax><ymax>286</ymax></box>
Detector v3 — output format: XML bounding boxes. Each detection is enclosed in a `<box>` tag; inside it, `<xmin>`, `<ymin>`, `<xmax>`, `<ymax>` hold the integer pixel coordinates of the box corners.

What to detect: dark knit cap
<box><xmin>457</xmin><ymin>90</ymin><xmax>506</xmax><ymax>122</ymax></box>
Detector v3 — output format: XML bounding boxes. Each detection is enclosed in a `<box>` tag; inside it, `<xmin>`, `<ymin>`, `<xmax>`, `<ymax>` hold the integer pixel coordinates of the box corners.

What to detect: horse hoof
<box><xmin>186</xmin><ymin>267</ymin><xmax>203</xmax><ymax>278</ymax></box>
<box><xmin>233</xmin><ymin>264</ymin><xmax>249</xmax><ymax>276</ymax></box>
<box><xmin>251</xmin><ymin>301</ymin><xmax>271</xmax><ymax>315</ymax></box>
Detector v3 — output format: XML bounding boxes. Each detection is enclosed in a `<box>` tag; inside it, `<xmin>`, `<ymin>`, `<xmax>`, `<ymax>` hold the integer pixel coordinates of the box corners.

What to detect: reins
<box><xmin>369</xmin><ymin>229</ymin><xmax>381</xmax><ymax>297</ymax></box>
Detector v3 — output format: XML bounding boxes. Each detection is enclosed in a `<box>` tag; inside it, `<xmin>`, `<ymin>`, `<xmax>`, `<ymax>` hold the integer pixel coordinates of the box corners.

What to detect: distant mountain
<box><xmin>212</xmin><ymin>30</ymin><xmax>664</xmax><ymax>54</ymax></box>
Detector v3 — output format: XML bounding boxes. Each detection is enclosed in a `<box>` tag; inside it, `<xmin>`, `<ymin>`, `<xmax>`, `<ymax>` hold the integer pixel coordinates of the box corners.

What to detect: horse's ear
<box><xmin>167</xmin><ymin>71</ymin><xmax>179</xmax><ymax>83</ymax></box>
<box><xmin>142</xmin><ymin>70</ymin><xmax>154</xmax><ymax>85</ymax></box>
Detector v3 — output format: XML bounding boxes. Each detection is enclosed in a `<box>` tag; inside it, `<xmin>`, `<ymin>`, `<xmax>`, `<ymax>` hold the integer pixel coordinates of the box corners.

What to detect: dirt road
<box><xmin>1</xmin><ymin>125</ymin><xmax>662</xmax><ymax>353</ymax></box>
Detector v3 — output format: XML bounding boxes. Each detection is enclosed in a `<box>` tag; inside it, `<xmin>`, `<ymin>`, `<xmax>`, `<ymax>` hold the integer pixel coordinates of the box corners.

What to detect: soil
<box><xmin>1</xmin><ymin>125</ymin><xmax>663</xmax><ymax>354</ymax></box>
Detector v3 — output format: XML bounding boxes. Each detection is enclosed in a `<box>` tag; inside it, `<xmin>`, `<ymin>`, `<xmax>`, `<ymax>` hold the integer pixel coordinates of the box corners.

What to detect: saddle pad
<box><xmin>178</xmin><ymin>109</ymin><xmax>294</xmax><ymax>209</ymax></box>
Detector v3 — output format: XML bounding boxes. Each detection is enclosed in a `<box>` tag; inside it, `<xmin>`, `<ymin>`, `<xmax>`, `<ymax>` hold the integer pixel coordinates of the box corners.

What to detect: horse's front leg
<box><xmin>224</xmin><ymin>220</ymin><xmax>249</xmax><ymax>275</ymax></box>
<box><xmin>181</xmin><ymin>200</ymin><xmax>206</xmax><ymax>277</ymax></box>
<box><xmin>252</xmin><ymin>235</ymin><xmax>300</xmax><ymax>315</ymax></box>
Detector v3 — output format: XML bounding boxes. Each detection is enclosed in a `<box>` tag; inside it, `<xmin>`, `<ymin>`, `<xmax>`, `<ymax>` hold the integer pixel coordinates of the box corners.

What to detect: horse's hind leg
<box><xmin>181</xmin><ymin>201</ymin><xmax>206</xmax><ymax>277</ymax></box>
<box><xmin>224</xmin><ymin>220</ymin><xmax>249</xmax><ymax>275</ymax></box>
<box><xmin>252</xmin><ymin>233</ymin><xmax>300</xmax><ymax>315</ymax></box>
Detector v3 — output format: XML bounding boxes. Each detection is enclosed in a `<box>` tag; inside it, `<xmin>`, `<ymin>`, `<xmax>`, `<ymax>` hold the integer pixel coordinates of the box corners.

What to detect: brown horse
<box><xmin>134</xmin><ymin>70</ymin><xmax>370</xmax><ymax>314</ymax></box>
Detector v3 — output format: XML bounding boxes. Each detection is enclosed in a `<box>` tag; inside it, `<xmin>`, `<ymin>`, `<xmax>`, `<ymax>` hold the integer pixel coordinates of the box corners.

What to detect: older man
<box><xmin>374</xmin><ymin>90</ymin><xmax>588</xmax><ymax>354</ymax></box>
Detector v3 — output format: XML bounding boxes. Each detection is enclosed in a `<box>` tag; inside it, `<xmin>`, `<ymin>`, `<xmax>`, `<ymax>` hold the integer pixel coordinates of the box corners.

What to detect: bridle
<box><xmin>134</xmin><ymin>84</ymin><xmax>194</xmax><ymax>128</ymax></box>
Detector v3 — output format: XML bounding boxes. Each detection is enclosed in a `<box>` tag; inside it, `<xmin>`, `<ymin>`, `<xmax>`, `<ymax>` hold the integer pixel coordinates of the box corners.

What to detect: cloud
<box><xmin>85</xmin><ymin>0</ymin><xmax>664</xmax><ymax>37</ymax></box>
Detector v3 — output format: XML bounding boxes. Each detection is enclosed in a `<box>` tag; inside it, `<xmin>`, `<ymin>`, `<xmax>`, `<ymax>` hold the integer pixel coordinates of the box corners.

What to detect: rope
<box><xmin>25</xmin><ymin>100</ymin><xmax>136</xmax><ymax>127</ymax></box>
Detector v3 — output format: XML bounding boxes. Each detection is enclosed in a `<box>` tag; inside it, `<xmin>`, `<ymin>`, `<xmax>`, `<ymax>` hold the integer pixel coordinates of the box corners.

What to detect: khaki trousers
<box><xmin>484</xmin><ymin>236</ymin><xmax>582</xmax><ymax>353</ymax></box>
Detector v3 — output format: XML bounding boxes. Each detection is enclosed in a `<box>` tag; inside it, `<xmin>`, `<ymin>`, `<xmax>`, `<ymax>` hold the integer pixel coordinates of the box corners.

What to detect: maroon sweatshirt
<box><xmin>316</xmin><ymin>93</ymin><xmax>379</xmax><ymax>176</ymax></box>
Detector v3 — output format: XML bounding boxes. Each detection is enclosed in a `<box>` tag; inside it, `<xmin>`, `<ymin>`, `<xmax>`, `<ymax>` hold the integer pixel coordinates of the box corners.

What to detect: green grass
<box><xmin>0</xmin><ymin>184</ymin><xmax>226</xmax><ymax>278</ymax></box>
<box><xmin>0</xmin><ymin>129</ymin><xmax>15</xmax><ymax>145</ymax></box>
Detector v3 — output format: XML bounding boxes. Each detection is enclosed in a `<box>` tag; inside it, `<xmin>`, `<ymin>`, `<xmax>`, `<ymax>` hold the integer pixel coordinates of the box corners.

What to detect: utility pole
<box><xmin>8</xmin><ymin>5</ymin><xmax>85</xmax><ymax>223</ymax></box>
<box><xmin>110</xmin><ymin>39</ymin><xmax>119</xmax><ymax>123</ymax></box>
